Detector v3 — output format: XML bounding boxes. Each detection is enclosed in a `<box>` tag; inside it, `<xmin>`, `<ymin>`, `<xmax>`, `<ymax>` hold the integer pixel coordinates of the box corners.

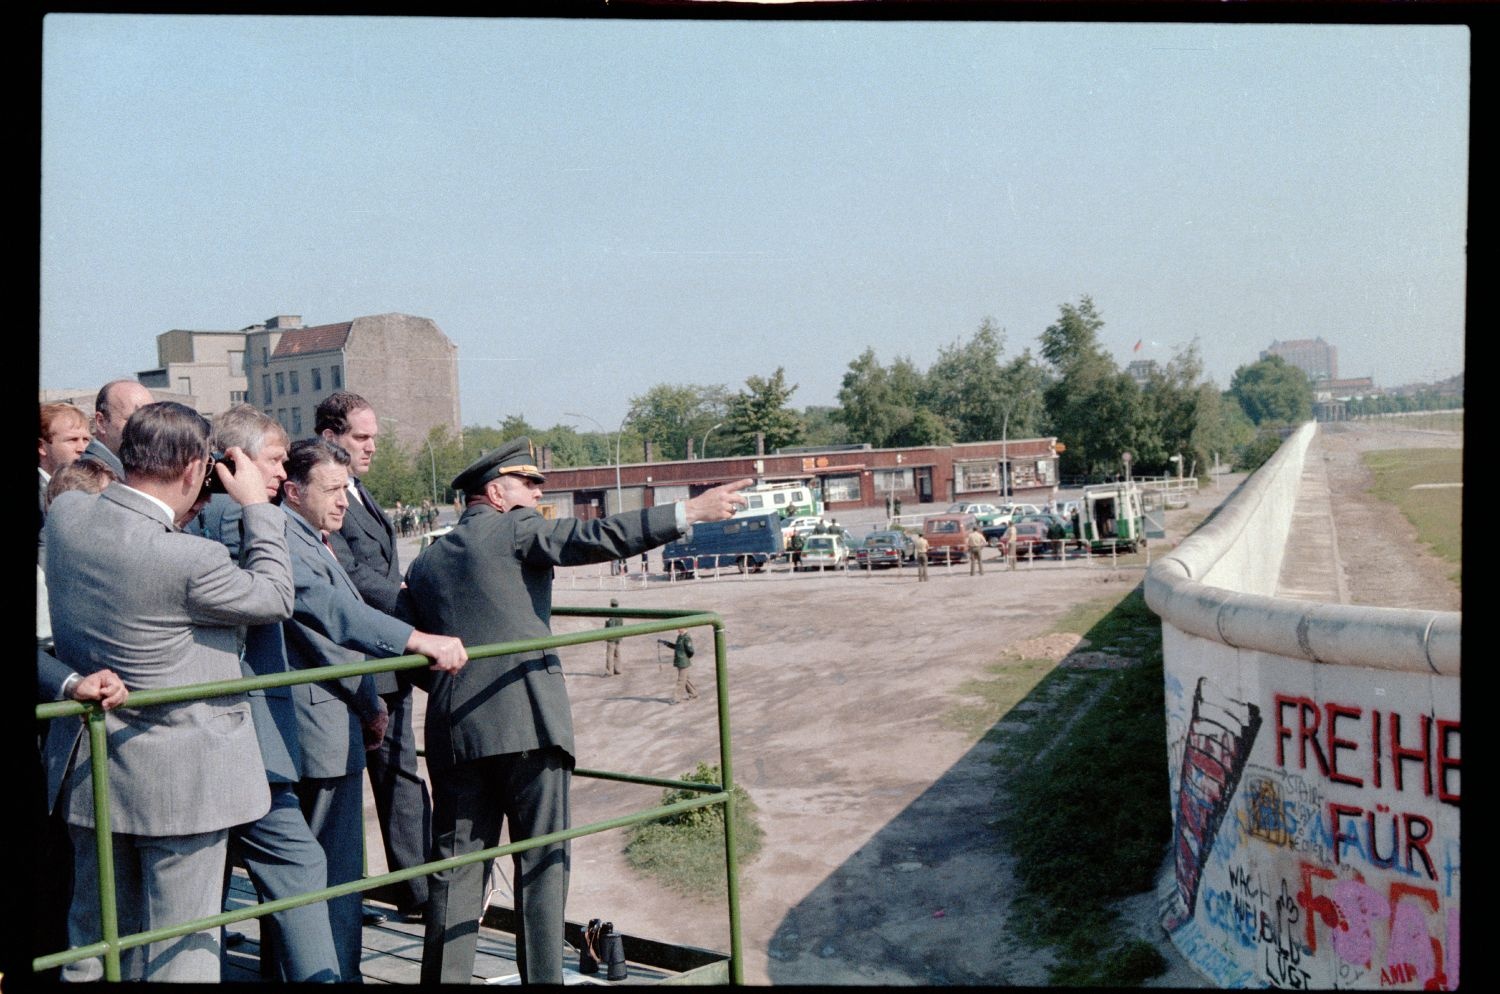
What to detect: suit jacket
<box><xmin>329</xmin><ymin>478</ymin><xmax>404</xmax><ymax>694</ymax></box>
<box><xmin>282</xmin><ymin>506</ymin><xmax>411</xmax><ymax>780</ymax></box>
<box><xmin>43</xmin><ymin>484</ymin><xmax>292</xmax><ymax>834</ymax></box>
<box><xmin>403</xmin><ymin>502</ymin><xmax>681</xmax><ymax>774</ymax></box>
<box><xmin>188</xmin><ymin>494</ymin><xmax>302</xmax><ymax>784</ymax></box>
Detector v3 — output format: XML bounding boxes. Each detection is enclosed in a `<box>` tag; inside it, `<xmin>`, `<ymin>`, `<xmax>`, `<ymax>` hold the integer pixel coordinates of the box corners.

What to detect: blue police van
<box><xmin>662</xmin><ymin>511</ymin><xmax>786</xmax><ymax>578</ymax></box>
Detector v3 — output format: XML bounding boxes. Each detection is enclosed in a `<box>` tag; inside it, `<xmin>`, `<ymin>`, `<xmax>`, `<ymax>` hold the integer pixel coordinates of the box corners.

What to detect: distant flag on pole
<box><xmin>1133</xmin><ymin>339</ymin><xmax>1143</xmax><ymax>352</ymax></box>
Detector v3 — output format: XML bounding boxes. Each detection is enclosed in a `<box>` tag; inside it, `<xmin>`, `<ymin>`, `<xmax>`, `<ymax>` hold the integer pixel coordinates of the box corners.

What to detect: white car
<box><xmin>797</xmin><ymin>533</ymin><xmax>849</xmax><ymax>570</ymax></box>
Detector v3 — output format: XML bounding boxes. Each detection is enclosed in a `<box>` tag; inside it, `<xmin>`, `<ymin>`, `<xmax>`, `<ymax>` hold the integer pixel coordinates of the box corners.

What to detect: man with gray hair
<box><xmin>45</xmin><ymin>401</ymin><xmax>292</xmax><ymax>981</ymax></box>
<box><xmin>189</xmin><ymin>404</ymin><xmax>341</xmax><ymax>981</ymax></box>
<box><xmin>80</xmin><ymin>378</ymin><xmax>155</xmax><ymax>478</ymax></box>
<box><xmin>278</xmin><ymin>437</ymin><xmax>468</xmax><ymax>980</ymax></box>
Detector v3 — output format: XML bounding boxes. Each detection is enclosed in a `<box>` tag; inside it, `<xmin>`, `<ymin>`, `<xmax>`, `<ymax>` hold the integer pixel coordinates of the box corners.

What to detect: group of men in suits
<box><xmin>38</xmin><ymin>393</ymin><xmax>467</xmax><ymax>982</ymax></box>
<box><xmin>38</xmin><ymin>381</ymin><xmax>753</xmax><ymax>984</ymax></box>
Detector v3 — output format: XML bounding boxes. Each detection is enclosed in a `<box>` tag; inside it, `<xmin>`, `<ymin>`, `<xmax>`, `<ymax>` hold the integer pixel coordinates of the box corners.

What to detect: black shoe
<box><xmin>224</xmin><ymin>930</ymin><xmax>247</xmax><ymax>948</ymax></box>
<box><xmin>362</xmin><ymin>909</ymin><xmax>388</xmax><ymax>927</ymax></box>
<box><xmin>392</xmin><ymin>906</ymin><xmax>425</xmax><ymax>924</ymax></box>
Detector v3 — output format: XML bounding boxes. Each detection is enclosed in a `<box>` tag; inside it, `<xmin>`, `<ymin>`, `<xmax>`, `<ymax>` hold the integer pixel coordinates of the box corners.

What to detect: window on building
<box><xmin>176</xmin><ymin>377</ymin><xmax>192</xmax><ymax>395</ymax></box>
<box><xmin>275</xmin><ymin>372</ymin><xmax>285</xmax><ymax>396</ymax></box>
<box><xmin>1035</xmin><ymin>460</ymin><xmax>1055</xmax><ymax>485</ymax></box>
<box><xmin>823</xmin><ymin>473</ymin><xmax>861</xmax><ymax>503</ymax></box>
<box><xmin>230</xmin><ymin>390</ymin><xmax>247</xmax><ymax>403</ymax></box>
<box><xmin>331</xmin><ymin>364</ymin><xmax>342</xmax><ymax>389</ymax></box>
<box><xmin>261</xmin><ymin>347</ymin><xmax>269</xmax><ymax>365</ymax></box>
<box><xmin>228</xmin><ymin>351</ymin><xmax>244</xmax><ymax>376</ymax></box>
<box><xmin>955</xmin><ymin>462</ymin><xmax>999</xmax><ymax>493</ymax></box>
<box><xmin>874</xmin><ymin>468</ymin><xmax>913</xmax><ymax>492</ymax></box>
<box><xmin>311</xmin><ymin>367</ymin><xmax>323</xmax><ymax>391</ymax></box>
<box><xmin>289</xmin><ymin>370</ymin><xmax>300</xmax><ymax>394</ymax></box>
<box><xmin>291</xmin><ymin>408</ymin><xmax>303</xmax><ymax>434</ymax></box>
<box><xmin>277</xmin><ymin>408</ymin><xmax>288</xmax><ymax>430</ymax></box>
<box><xmin>262</xmin><ymin>374</ymin><xmax>272</xmax><ymax>404</ymax></box>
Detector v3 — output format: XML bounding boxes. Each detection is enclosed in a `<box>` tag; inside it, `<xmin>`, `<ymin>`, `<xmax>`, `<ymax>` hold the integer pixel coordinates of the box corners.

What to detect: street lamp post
<box><xmin>701</xmin><ymin>422</ymin><xmax>723</xmax><ymax>461</ymax></box>
<box><xmin>564</xmin><ymin>411</ymin><xmax>624</xmax><ymax>515</ymax></box>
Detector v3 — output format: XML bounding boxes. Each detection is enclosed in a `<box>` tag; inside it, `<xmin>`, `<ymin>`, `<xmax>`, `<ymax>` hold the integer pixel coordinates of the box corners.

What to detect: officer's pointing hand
<box><xmin>408</xmin><ymin>631</ymin><xmax>469</xmax><ymax>673</ymax></box>
<box><xmin>684</xmin><ymin>477</ymin><xmax>754</xmax><ymax>525</ymax></box>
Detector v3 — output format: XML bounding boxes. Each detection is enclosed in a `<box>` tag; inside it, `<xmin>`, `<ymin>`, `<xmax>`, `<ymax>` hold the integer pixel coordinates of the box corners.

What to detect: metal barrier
<box><xmin>33</xmin><ymin>608</ymin><xmax>745</xmax><ymax>983</ymax></box>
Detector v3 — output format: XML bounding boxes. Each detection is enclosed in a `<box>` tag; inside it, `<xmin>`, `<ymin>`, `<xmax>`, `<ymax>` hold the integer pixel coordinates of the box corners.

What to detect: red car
<box><xmin>1000</xmin><ymin>520</ymin><xmax>1052</xmax><ymax>559</ymax></box>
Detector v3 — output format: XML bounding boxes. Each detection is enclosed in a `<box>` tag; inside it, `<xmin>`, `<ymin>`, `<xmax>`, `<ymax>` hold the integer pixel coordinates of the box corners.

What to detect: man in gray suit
<box><xmin>316</xmin><ymin>391</ymin><xmax>432</xmax><ymax>923</ymax></box>
<box><xmin>44</xmin><ymin>401</ymin><xmax>292</xmax><ymax>982</ymax></box>
<box><xmin>191</xmin><ymin>406</ymin><xmax>342</xmax><ymax>982</ymax></box>
<box><xmin>405</xmin><ymin>437</ymin><xmax>749</xmax><ymax>984</ymax></box>
<box><xmin>79</xmin><ymin>378</ymin><xmax>155</xmax><ymax>478</ymax></box>
<box><xmin>279</xmin><ymin>438</ymin><xmax>468</xmax><ymax>981</ymax></box>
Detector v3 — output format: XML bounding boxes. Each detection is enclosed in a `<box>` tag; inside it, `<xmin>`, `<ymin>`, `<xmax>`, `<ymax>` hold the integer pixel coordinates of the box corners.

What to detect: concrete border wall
<box><xmin>1145</xmin><ymin>422</ymin><xmax>1461</xmax><ymax>989</ymax></box>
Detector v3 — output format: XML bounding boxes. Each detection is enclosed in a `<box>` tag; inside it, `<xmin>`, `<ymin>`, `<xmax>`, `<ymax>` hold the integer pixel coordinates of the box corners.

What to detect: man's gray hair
<box><xmin>119</xmin><ymin>402</ymin><xmax>211</xmax><ymax>482</ymax></box>
<box><xmin>211</xmin><ymin>404</ymin><xmax>288</xmax><ymax>457</ymax></box>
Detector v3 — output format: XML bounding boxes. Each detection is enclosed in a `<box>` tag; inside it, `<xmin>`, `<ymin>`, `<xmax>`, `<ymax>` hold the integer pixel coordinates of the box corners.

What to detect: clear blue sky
<box><xmin>41</xmin><ymin>16</ymin><xmax>1468</xmax><ymax>431</ymax></box>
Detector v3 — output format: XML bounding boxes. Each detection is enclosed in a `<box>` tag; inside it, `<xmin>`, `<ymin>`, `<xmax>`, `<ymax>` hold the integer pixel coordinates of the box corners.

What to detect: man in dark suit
<box><xmin>316</xmin><ymin>391</ymin><xmax>433</xmax><ymax>923</ymax></box>
<box><xmin>404</xmin><ymin>437</ymin><xmax>749</xmax><ymax>984</ymax></box>
<box><xmin>44</xmin><ymin>401</ymin><xmax>291</xmax><ymax>981</ymax></box>
<box><xmin>279</xmin><ymin>438</ymin><xmax>468</xmax><ymax>980</ymax></box>
<box><xmin>79</xmin><ymin>378</ymin><xmax>155</xmax><ymax>478</ymax></box>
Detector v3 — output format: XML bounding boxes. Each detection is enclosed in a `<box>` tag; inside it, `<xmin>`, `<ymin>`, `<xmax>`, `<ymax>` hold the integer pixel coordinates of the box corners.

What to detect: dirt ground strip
<box><xmin>367</xmin><ymin>421</ymin><xmax>1459</xmax><ymax>985</ymax></box>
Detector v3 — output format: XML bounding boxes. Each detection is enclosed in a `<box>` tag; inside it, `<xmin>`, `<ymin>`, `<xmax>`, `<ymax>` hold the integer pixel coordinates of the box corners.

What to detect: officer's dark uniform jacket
<box><xmin>402</xmin><ymin>501</ymin><xmax>681</xmax><ymax>773</ymax></box>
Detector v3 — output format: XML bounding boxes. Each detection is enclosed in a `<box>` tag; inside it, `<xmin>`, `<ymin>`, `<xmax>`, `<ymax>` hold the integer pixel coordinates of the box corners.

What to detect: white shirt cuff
<box><xmin>674</xmin><ymin>500</ymin><xmax>690</xmax><ymax>539</ymax></box>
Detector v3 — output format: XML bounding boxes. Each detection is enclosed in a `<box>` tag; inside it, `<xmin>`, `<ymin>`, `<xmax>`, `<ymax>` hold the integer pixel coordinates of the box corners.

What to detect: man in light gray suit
<box><xmin>278</xmin><ymin>438</ymin><xmax>468</xmax><ymax>981</ymax></box>
<box><xmin>44</xmin><ymin>401</ymin><xmax>292</xmax><ymax>982</ymax></box>
<box><xmin>191</xmin><ymin>406</ymin><xmax>342</xmax><ymax>982</ymax></box>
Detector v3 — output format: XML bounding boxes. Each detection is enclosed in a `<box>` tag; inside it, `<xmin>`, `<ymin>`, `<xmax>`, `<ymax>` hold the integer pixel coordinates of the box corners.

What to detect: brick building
<box><xmin>532</xmin><ymin>437</ymin><xmax>1061</xmax><ymax>519</ymax></box>
<box><xmin>243</xmin><ymin>313</ymin><xmax>461</xmax><ymax>450</ymax></box>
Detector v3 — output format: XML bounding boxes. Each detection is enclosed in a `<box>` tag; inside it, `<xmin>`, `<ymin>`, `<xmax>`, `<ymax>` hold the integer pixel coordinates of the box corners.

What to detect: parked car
<box><xmin>854</xmin><ymin>529</ymin><xmax>914</xmax><ymax>568</ymax></box>
<box><xmin>999</xmin><ymin>519</ymin><xmax>1052</xmax><ymax>559</ymax></box>
<box><xmin>798</xmin><ymin>533</ymin><xmax>849</xmax><ymax>570</ymax></box>
<box><xmin>782</xmin><ymin>515</ymin><xmax>823</xmax><ymax>541</ymax></box>
<box><xmin>923</xmin><ymin>513</ymin><xmax>976</xmax><ymax>564</ymax></box>
<box><xmin>980</xmin><ymin>521</ymin><xmax>1010</xmax><ymax>547</ymax></box>
<box><xmin>945</xmin><ymin>501</ymin><xmax>1003</xmax><ymax>525</ymax></box>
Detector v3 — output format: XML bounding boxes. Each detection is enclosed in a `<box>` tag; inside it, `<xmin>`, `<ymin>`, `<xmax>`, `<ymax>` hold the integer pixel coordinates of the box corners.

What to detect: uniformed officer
<box><xmin>404</xmin><ymin>438</ymin><xmax>748</xmax><ymax>984</ymax></box>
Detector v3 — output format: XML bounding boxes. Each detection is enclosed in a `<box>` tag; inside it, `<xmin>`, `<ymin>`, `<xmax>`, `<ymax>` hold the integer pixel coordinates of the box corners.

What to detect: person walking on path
<box><xmin>666</xmin><ymin>629</ymin><xmax>697</xmax><ymax>703</ymax></box>
<box><xmin>914</xmin><ymin>533</ymin><xmax>930</xmax><ymax>582</ymax></box>
<box><xmin>603</xmin><ymin>599</ymin><xmax>624</xmax><ymax>676</ymax></box>
<box><xmin>966</xmin><ymin>524</ymin><xmax>987</xmax><ymax>576</ymax></box>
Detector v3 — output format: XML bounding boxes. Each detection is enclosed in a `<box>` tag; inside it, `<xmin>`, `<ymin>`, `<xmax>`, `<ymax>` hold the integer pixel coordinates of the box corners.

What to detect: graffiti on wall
<box><xmin>1164</xmin><ymin>677</ymin><xmax>1460</xmax><ymax>989</ymax></box>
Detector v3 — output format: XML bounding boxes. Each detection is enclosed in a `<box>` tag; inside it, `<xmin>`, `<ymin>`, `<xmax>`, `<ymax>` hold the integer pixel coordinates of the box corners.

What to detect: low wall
<box><xmin>1144</xmin><ymin>423</ymin><xmax>1461</xmax><ymax>989</ymax></box>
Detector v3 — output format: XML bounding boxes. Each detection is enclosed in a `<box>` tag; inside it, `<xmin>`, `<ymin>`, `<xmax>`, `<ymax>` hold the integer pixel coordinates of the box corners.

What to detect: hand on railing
<box><xmin>407</xmin><ymin>631</ymin><xmax>469</xmax><ymax>673</ymax></box>
<box><xmin>70</xmin><ymin>668</ymin><xmax>129</xmax><ymax>711</ymax></box>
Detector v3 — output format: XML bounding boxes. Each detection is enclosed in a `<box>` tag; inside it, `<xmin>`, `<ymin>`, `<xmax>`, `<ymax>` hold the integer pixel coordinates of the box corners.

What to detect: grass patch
<box><xmin>989</xmin><ymin>586</ymin><xmax>1173</xmax><ymax>985</ymax></box>
<box><xmin>623</xmin><ymin>763</ymin><xmax>764</xmax><ymax>898</ymax></box>
<box><xmin>1362</xmin><ymin>447</ymin><xmax>1462</xmax><ymax>584</ymax></box>
<box><xmin>943</xmin><ymin>656</ymin><xmax>1055</xmax><ymax>738</ymax></box>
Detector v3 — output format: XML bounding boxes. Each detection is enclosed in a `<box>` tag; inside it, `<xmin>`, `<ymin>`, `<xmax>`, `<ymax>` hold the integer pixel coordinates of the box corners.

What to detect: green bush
<box><xmin>624</xmin><ymin>763</ymin><xmax>763</xmax><ymax>897</ymax></box>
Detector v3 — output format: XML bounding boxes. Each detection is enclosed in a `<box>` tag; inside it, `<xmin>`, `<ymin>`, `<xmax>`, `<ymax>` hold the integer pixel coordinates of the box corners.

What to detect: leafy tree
<box><xmin>835</xmin><ymin>349</ymin><xmax>952</xmax><ymax>447</ymax></box>
<box><xmin>625</xmin><ymin>383</ymin><xmax>727</xmax><ymax>461</ymax></box>
<box><xmin>1228</xmin><ymin>355</ymin><xmax>1313</xmax><ymax>426</ymax></box>
<box><xmin>800</xmin><ymin>405</ymin><xmax>850</xmax><ymax>449</ymax></box>
<box><xmin>363</xmin><ymin>432</ymin><xmax>424</xmax><ymax>506</ymax></box>
<box><xmin>1040</xmin><ymin>296</ymin><xmax>1143</xmax><ymax>478</ymax></box>
<box><xmin>723</xmin><ymin>368</ymin><xmax>805</xmax><ymax>455</ymax></box>
<box><xmin>922</xmin><ymin>318</ymin><xmax>1009</xmax><ymax>442</ymax></box>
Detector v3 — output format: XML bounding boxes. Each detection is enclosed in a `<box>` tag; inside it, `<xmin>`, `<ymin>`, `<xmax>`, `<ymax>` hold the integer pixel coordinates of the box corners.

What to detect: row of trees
<box><xmin>366</xmin><ymin>296</ymin><xmax>1336</xmax><ymax>504</ymax></box>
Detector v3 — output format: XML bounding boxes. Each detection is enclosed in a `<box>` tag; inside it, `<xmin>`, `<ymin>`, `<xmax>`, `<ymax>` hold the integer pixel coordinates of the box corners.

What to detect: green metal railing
<box><xmin>34</xmin><ymin>607</ymin><xmax>744</xmax><ymax>983</ymax></box>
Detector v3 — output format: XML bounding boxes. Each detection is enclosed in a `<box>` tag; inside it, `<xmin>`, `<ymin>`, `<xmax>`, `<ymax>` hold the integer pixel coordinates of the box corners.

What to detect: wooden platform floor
<box><xmin>220</xmin><ymin>873</ymin><xmax>677</xmax><ymax>985</ymax></box>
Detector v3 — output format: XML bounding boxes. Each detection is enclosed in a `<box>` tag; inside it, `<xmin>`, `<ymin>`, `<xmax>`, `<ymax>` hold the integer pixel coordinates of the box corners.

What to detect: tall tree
<box><xmin>836</xmin><ymin>349</ymin><xmax>951</xmax><ymax>448</ymax></box>
<box><xmin>723</xmin><ymin>367</ymin><xmax>805</xmax><ymax>455</ymax></box>
<box><xmin>625</xmin><ymin>383</ymin><xmax>727</xmax><ymax>461</ymax></box>
<box><xmin>1041</xmin><ymin>296</ymin><xmax>1141</xmax><ymax>478</ymax></box>
<box><xmin>921</xmin><ymin>318</ymin><xmax>1009</xmax><ymax>442</ymax></box>
<box><xmin>1228</xmin><ymin>355</ymin><xmax>1313</xmax><ymax>425</ymax></box>
<box><xmin>800</xmin><ymin>405</ymin><xmax>850</xmax><ymax>448</ymax></box>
